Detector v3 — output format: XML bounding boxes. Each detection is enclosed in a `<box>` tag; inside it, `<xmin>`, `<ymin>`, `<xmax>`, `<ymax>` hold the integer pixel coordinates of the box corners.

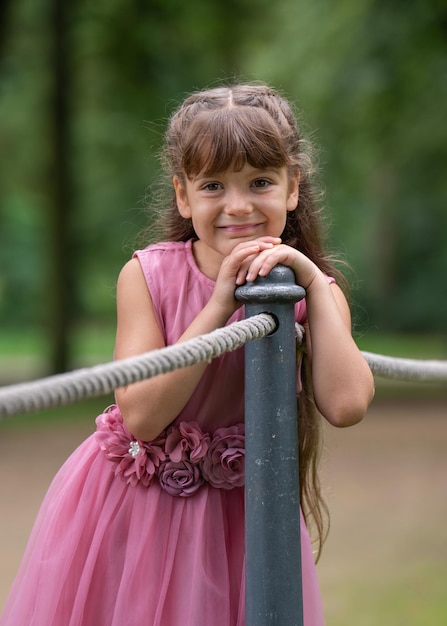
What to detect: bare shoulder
<box><xmin>117</xmin><ymin>257</ymin><xmax>147</xmax><ymax>290</ymax></box>
<box><xmin>115</xmin><ymin>258</ymin><xmax>164</xmax><ymax>359</ymax></box>
<box><xmin>116</xmin><ymin>258</ymin><xmax>152</xmax><ymax>307</ymax></box>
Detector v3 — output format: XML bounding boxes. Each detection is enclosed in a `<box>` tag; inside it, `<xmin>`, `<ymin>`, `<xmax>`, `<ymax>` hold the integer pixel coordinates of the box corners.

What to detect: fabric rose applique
<box><xmin>201</xmin><ymin>424</ymin><xmax>245</xmax><ymax>489</ymax></box>
<box><xmin>158</xmin><ymin>422</ymin><xmax>211</xmax><ymax>497</ymax></box>
<box><xmin>95</xmin><ymin>406</ymin><xmax>245</xmax><ymax>496</ymax></box>
<box><xmin>95</xmin><ymin>405</ymin><xmax>166</xmax><ymax>487</ymax></box>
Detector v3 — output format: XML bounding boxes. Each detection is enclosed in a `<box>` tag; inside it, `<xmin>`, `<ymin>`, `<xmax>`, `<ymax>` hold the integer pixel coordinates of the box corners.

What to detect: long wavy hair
<box><xmin>143</xmin><ymin>83</ymin><xmax>349</xmax><ymax>560</ymax></box>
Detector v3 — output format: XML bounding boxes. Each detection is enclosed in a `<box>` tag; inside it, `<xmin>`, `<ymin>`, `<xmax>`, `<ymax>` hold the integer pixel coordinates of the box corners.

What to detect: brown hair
<box><xmin>145</xmin><ymin>83</ymin><xmax>348</xmax><ymax>559</ymax></box>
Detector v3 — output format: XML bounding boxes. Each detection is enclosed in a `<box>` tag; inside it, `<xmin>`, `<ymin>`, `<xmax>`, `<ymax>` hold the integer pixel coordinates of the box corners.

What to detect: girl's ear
<box><xmin>286</xmin><ymin>171</ymin><xmax>300</xmax><ymax>212</ymax></box>
<box><xmin>173</xmin><ymin>176</ymin><xmax>192</xmax><ymax>218</ymax></box>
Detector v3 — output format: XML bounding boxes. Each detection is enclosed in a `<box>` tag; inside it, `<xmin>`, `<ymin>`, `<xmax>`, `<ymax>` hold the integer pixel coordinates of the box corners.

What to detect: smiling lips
<box><xmin>217</xmin><ymin>223</ymin><xmax>263</xmax><ymax>234</ymax></box>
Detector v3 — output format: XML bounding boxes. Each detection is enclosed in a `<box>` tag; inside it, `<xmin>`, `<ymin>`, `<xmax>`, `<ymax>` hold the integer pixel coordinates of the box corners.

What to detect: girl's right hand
<box><xmin>210</xmin><ymin>237</ymin><xmax>281</xmax><ymax>315</ymax></box>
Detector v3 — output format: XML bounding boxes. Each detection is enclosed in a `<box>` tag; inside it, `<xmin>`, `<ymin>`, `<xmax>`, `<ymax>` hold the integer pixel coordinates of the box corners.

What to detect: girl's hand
<box><xmin>210</xmin><ymin>237</ymin><xmax>282</xmax><ymax>314</ymax></box>
<box><xmin>242</xmin><ymin>242</ymin><xmax>320</xmax><ymax>291</ymax></box>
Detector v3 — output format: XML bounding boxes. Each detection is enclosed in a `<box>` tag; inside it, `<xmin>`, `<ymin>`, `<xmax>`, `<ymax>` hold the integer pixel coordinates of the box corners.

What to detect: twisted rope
<box><xmin>0</xmin><ymin>313</ymin><xmax>446</xmax><ymax>419</ymax></box>
<box><xmin>362</xmin><ymin>352</ymin><xmax>447</xmax><ymax>382</ymax></box>
<box><xmin>0</xmin><ymin>313</ymin><xmax>276</xmax><ymax>419</ymax></box>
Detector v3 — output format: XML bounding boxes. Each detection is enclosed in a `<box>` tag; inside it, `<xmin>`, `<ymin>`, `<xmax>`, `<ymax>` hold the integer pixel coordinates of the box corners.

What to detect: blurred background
<box><xmin>0</xmin><ymin>0</ymin><xmax>446</xmax><ymax>376</ymax></box>
<box><xmin>0</xmin><ymin>0</ymin><xmax>446</xmax><ymax>623</ymax></box>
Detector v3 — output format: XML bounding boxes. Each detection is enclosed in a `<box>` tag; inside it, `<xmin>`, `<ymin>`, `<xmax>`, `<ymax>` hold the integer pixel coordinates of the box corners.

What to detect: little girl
<box><xmin>0</xmin><ymin>83</ymin><xmax>374</xmax><ymax>626</ymax></box>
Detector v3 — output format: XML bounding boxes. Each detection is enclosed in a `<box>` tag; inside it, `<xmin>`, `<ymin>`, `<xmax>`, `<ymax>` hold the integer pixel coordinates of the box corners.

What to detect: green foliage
<box><xmin>0</xmin><ymin>0</ymin><xmax>446</xmax><ymax>369</ymax></box>
<box><xmin>245</xmin><ymin>0</ymin><xmax>447</xmax><ymax>333</ymax></box>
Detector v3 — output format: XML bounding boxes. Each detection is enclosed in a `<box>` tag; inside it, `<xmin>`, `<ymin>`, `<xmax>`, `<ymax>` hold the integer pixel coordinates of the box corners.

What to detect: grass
<box><xmin>0</xmin><ymin>325</ymin><xmax>116</xmax><ymax>364</ymax></box>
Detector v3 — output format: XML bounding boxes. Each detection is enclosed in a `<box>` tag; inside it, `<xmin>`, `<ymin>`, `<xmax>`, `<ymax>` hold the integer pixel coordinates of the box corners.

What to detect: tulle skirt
<box><xmin>0</xmin><ymin>428</ymin><xmax>325</xmax><ymax>625</ymax></box>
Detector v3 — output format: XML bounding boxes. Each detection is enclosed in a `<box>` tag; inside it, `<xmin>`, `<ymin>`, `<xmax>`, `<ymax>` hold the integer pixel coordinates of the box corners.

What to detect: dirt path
<box><xmin>1</xmin><ymin>398</ymin><xmax>446</xmax><ymax>623</ymax></box>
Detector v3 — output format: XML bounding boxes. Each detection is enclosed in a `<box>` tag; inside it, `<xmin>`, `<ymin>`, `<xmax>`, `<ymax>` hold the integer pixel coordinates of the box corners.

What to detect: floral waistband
<box><xmin>95</xmin><ymin>405</ymin><xmax>244</xmax><ymax>497</ymax></box>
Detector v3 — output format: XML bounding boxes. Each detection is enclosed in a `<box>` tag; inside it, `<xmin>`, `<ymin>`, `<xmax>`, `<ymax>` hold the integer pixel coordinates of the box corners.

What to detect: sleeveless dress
<box><xmin>0</xmin><ymin>240</ymin><xmax>325</xmax><ymax>626</ymax></box>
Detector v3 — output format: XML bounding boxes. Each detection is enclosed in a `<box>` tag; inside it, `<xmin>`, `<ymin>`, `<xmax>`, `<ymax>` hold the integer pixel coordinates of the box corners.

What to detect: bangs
<box><xmin>181</xmin><ymin>107</ymin><xmax>291</xmax><ymax>177</ymax></box>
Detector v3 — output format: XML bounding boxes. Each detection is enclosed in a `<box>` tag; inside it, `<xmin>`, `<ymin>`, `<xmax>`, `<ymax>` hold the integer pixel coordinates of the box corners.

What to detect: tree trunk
<box><xmin>48</xmin><ymin>0</ymin><xmax>74</xmax><ymax>373</ymax></box>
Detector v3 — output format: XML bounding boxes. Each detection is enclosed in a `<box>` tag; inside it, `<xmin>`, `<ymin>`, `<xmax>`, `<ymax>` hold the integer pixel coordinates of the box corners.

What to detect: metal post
<box><xmin>235</xmin><ymin>265</ymin><xmax>306</xmax><ymax>626</ymax></box>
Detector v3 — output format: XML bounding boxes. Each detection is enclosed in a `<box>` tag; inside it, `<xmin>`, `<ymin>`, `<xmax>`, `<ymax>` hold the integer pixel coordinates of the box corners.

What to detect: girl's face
<box><xmin>174</xmin><ymin>163</ymin><xmax>299</xmax><ymax>278</ymax></box>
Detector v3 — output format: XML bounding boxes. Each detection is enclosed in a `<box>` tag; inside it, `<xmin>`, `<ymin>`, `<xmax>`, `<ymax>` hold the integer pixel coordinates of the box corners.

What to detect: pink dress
<box><xmin>0</xmin><ymin>240</ymin><xmax>325</xmax><ymax>626</ymax></box>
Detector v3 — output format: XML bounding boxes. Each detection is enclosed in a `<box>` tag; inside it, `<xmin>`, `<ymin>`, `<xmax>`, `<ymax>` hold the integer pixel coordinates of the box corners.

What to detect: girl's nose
<box><xmin>224</xmin><ymin>189</ymin><xmax>253</xmax><ymax>215</ymax></box>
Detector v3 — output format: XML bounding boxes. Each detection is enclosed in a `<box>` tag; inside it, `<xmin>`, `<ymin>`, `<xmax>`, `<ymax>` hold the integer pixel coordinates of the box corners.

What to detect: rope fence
<box><xmin>361</xmin><ymin>351</ymin><xmax>447</xmax><ymax>383</ymax></box>
<box><xmin>0</xmin><ymin>313</ymin><xmax>276</xmax><ymax>419</ymax></box>
<box><xmin>0</xmin><ymin>312</ymin><xmax>446</xmax><ymax>419</ymax></box>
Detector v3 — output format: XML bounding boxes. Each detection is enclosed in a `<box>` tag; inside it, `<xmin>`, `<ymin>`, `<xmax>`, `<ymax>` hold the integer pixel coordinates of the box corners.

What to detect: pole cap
<box><xmin>235</xmin><ymin>265</ymin><xmax>306</xmax><ymax>304</ymax></box>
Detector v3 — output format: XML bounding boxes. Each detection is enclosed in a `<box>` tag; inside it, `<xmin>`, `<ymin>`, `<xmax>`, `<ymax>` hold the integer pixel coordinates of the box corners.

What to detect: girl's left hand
<box><xmin>240</xmin><ymin>242</ymin><xmax>319</xmax><ymax>290</ymax></box>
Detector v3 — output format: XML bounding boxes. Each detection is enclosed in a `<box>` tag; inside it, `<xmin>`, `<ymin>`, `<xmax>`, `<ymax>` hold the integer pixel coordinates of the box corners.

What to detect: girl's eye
<box><xmin>252</xmin><ymin>179</ymin><xmax>271</xmax><ymax>188</ymax></box>
<box><xmin>202</xmin><ymin>182</ymin><xmax>222</xmax><ymax>192</ymax></box>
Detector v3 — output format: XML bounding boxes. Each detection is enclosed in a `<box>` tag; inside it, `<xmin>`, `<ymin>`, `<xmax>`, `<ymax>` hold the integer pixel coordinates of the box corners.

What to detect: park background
<box><xmin>0</xmin><ymin>0</ymin><xmax>446</xmax><ymax>624</ymax></box>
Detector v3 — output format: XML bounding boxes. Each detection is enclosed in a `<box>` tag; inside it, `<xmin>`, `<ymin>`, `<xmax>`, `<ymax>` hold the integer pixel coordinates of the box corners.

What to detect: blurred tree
<box><xmin>0</xmin><ymin>0</ymin><xmax>277</xmax><ymax>372</ymax></box>
<box><xmin>0</xmin><ymin>0</ymin><xmax>13</xmax><ymax>56</ymax></box>
<box><xmin>245</xmin><ymin>0</ymin><xmax>447</xmax><ymax>333</ymax></box>
<box><xmin>48</xmin><ymin>0</ymin><xmax>75</xmax><ymax>372</ymax></box>
<box><xmin>0</xmin><ymin>0</ymin><xmax>446</xmax><ymax>377</ymax></box>
<box><xmin>0</xmin><ymin>0</ymin><xmax>50</xmax><ymax>336</ymax></box>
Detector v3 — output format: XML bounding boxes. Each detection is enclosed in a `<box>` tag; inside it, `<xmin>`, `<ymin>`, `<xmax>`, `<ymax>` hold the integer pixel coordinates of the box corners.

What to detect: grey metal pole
<box><xmin>235</xmin><ymin>265</ymin><xmax>306</xmax><ymax>626</ymax></box>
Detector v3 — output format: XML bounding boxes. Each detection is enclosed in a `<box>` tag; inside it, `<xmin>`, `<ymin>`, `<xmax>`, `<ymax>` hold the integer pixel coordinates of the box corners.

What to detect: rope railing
<box><xmin>362</xmin><ymin>351</ymin><xmax>447</xmax><ymax>382</ymax></box>
<box><xmin>0</xmin><ymin>313</ymin><xmax>276</xmax><ymax>419</ymax></box>
<box><xmin>0</xmin><ymin>312</ymin><xmax>446</xmax><ymax>419</ymax></box>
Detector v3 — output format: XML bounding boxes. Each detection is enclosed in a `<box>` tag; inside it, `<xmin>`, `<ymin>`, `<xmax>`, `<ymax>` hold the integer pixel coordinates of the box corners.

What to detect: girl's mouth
<box><xmin>218</xmin><ymin>223</ymin><xmax>263</xmax><ymax>234</ymax></box>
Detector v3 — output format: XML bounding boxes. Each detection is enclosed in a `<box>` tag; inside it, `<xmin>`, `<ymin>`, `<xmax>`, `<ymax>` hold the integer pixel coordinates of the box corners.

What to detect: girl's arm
<box><xmin>243</xmin><ymin>244</ymin><xmax>375</xmax><ymax>427</ymax></box>
<box><xmin>304</xmin><ymin>275</ymin><xmax>374</xmax><ymax>427</ymax></box>
<box><xmin>114</xmin><ymin>259</ymin><xmax>230</xmax><ymax>441</ymax></box>
<box><xmin>114</xmin><ymin>239</ymin><xmax>278</xmax><ymax>440</ymax></box>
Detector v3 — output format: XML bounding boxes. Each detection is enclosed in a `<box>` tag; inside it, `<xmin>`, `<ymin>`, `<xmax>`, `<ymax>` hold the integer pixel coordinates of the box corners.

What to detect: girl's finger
<box><xmin>222</xmin><ymin>239</ymin><xmax>282</xmax><ymax>285</ymax></box>
<box><xmin>245</xmin><ymin>246</ymin><xmax>298</xmax><ymax>282</ymax></box>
